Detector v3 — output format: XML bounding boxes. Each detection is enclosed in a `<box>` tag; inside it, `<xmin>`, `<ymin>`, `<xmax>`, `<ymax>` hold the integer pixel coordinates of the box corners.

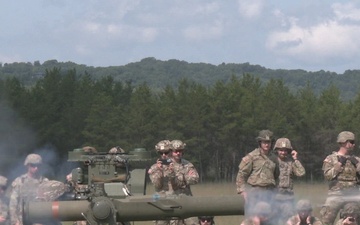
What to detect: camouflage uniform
<box><xmin>0</xmin><ymin>176</ymin><xmax>9</xmax><ymax>225</ymax></box>
<box><xmin>148</xmin><ymin>140</ymin><xmax>175</xmax><ymax>225</ymax></box>
<box><xmin>36</xmin><ymin>180</ymin><xmax>68</xmax><ymax>202</ymax></box>
<box><xmin>170</xmin><ymin>159</ymin><xmax>199</xmax><ymax>196</ymax></box>
<box><xmin>321</xmin><ymin>151</ymin><xmax>360</xmax><ymax>224</ymax></box>
<box><xmin>170</xmin><ymin>140</ymin><xmax>199</xmax><ymax>225</ymax></box>
<box><xmin>334</xmin><ymin>202</ymin><xmax>360</xmax><ymax>225</ymax></box>
<box><xmin>236</xmin><ymin>148</ymin><xmax>277</xmax><ymax>215</ymax></box>
<box><xmin>9</xmin><ymin>154</ymin><xmax>48</xmax><ymax>225</ymax></box>
<box><xmin>148</xmin><ymin>163</ymin><xmax>175</xmax><ymax>195</ymax></box>
<box><xmin>287</xmin><ymin>199</ymin><xmax>323</xmax><ymax>225</ymax></box>
<box><xmin>273</xmin><ymin>138</ymin><xmax>306</xmax><ymax>223</ymax></box>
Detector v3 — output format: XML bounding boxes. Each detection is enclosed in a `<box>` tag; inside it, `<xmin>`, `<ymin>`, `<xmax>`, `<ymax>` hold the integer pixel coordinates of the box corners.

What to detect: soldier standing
<box><xmin>286</xmin><ymin>199</ymin><xmax>323</xmax><ymax>225</ymax></box>
<box><xmin>274</xmin><ymin>138</ymin><xmax>305</xmax><ymax>224</ymax></box>
<box><xmin>148</xmin><ymin>140</ymin><xmax>174</xmax><ymax>225</ymax></box>
<box><xmin>321</xmin><ymin>131</ymin><xmax>360</xmax><ymax>225</ymax></box>
<box><xmin>170</xmin><ymin>140</ymin><xmax>199</xmax><ymax>225</ymax></box>
<box><xmin>0</xmin><ymin>176</ymin><xmax>9</xmax><ymax>225</ymax></box>
<box><xmin>9</xmin><ymin>154</ymin><xmax>48</xmax><ymax>225</ymax></box>
<box><xmin>236</xmin><ymin>129</ymin><xmax>277</xmax><ymax>216</ymax></box>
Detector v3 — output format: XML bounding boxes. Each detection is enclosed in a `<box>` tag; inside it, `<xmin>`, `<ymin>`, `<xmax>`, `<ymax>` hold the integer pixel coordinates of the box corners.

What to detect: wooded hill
<box><xmin>1</xmin><ymin>58</ymin><xmax>360</xmax><ymax>182</ymax></box>
<box><xmin>1</xmin><ymin>57</ymin><xmax>360</xmax><ymax>100</ymax></box>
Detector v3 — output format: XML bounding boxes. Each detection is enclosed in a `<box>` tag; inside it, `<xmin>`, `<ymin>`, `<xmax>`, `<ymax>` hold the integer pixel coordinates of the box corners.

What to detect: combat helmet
<box><xmin>274</xmin><ymin>138</ymin><xmax>293</xmax><ymax>150</ymax></box>
<box><xmin>170</xmin><ymin>140</ymin><xmax>186</xmax><ymax>150</ymax></box>
<box><xmin>109</xmin><ymin>146</ymin><xmax>125</xmax><ymax>153</ymax></box>
<box><xmin>155</xmin><ymin>140</ymin><xmax>171</xmax><ymax>152</ymax></box>
<box><xmin>296</xmin><ymin>199</ymin><xmax>312</xmax><ymax>211</ymax></box>
<box><xmin>337</xmin><ymin>131</ymin><xmax>355</xmax><ymax>143</ymax></box>
<box><xmin>83</xmin><ymin>146</ymin><xmax>97</xmax><ymax>153</ymax></box>
<box><xmin>24</xmin><ymin>153</ymin><xmax>42</xmax><ymax>166</ymax></box>
<box><xmin>256</xmin><ymin>130</ymin><xmax>274</xmax><ymax>142</ymax></box>
<box><xmin>339</xmin><ymin>202</ymin><xmax>360</xmax><ymax>219</ymax></box>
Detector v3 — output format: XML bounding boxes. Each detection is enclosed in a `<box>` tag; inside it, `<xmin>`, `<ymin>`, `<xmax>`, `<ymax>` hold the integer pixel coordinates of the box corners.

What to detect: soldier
<box><xmin>274</xmin><ymin>138</ymin><xmax>306</xmax><ymax>224</ymax></box>
<box><xmin>9</xmin><ymin>153</ymin><xmax>48</xmax><ymax>225</ymax></box>
<box><xmin>321</xmin><ymin>131</ymin><xmax>360</xmax><ymax>225</ymax></box>
<box><xmin>0</xmin><ymin>176</ymin><xmax>9</xmax><ymax>225</ymax></box>
<box><xmin>335</xmin><ymin>202</ymin><xmax>360</xmax><ymax>225</ymax></box>
<box><xmin>240</xmin><ymin>201</ymin><xmax>276</xmax><ymax>225</ymax></box>
<box><xmin>198</xmin><ymin>216</ymin><xmax>214</xmax><ymax>225</ymax></box>
<box><xmin>236</xmin><ymin>129</ymin><xmax>277</xmax><ymax>216</ymax></box>
<box><xmin>170</xmin><ymin>139</ymin><xmax>199</xmax><ymax>225</ymax></box>
<box><xmin>148</xmin><ymin>140</ymin><xmax>173</xmax><ymax>196</ymax></box>
<box><xmin>287</xmin><ymin>199</ymin><xmax>323</xmax><ymax>225</ymax></box>
<box><xmin>148</xmin><ymin>140</ymin><xmax>173</xmax><ymax>225</ymax></box>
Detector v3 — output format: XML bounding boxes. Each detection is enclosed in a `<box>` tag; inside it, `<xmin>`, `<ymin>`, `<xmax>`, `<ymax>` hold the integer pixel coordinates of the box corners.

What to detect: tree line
<box><xmin>1</xmin><ymin>57</ymin><xmax>360</xmax><ymax>100</ymax></box>
<box><xmin>1</xmin><ymin>68</ymin><xmax>360</xmax><ymax>182</ymax></box>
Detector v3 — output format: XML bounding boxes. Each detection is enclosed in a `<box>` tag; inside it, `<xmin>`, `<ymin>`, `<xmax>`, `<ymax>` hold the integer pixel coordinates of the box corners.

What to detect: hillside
<box><xmin>1</xmin><ymin>57</ymin><xmax>360</xmax><ymax>100</ymax></box>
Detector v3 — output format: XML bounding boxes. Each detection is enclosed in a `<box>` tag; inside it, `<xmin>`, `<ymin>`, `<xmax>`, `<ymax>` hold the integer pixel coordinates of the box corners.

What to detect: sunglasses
<box><xmin>200</xmin><ymin>218</ymin><xmax>213</xmax><ymax>223</ymax></box>
<box><xmin>348</xmin><ymin>140</ymin><xmax>355</xmax><ymax>144</ymax></box>
<box><xmin>159</xmin><ymin>151</ymin><xmax>171</xmax><ymax>155</ymax></box>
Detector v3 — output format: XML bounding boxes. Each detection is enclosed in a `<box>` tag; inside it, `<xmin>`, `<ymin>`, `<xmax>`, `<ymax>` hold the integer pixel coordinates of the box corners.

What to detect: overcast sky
<box><xmin>1</xmin><ymin>0</ymin><xmax>360</xmax><ymax>73</ymax></box>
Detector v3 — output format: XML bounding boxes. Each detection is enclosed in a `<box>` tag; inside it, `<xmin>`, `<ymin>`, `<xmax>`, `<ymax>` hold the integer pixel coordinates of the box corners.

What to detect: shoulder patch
<box><xmin>323</xmin><ymin>157</ymin><xmax>332</xmax><ymax>163</ymax></box>
<box><xmin>242</xmin><ymin>155</ymin><xmax>251</xmax><ymax>164</ymax></box>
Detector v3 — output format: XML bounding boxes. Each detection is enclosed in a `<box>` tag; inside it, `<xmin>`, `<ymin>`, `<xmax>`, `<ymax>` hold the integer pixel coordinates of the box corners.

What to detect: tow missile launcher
<box><xmin>25</xmin><ymin>148</ymin><xmax>244</xmax><ymax>225</ymax></box>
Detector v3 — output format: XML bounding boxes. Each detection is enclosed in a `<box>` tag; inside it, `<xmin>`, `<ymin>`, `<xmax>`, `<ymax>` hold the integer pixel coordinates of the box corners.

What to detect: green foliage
<box><xmin>3</xmin><ymin>60</ymin><xmax>360</xmax><ymax>181</ymax></box>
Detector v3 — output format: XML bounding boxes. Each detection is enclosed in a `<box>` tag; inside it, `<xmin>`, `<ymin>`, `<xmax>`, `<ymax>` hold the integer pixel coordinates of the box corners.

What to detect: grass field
<box><xmin>135</xmin><ymin>182</ymin><xmax>329</xmax><ymax>225</ymax></box>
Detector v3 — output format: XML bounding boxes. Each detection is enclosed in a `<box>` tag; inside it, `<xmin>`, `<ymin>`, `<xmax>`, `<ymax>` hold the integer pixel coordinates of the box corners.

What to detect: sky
<box><xmin>1</xmin><ymin>0</ymin><xmax>360</xmax><ymax>73</ymax></box>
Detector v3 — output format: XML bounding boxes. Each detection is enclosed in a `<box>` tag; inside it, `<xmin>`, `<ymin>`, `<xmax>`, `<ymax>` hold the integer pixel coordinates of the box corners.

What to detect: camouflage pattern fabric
<box><xmin>286</xmin><ymin>216</ymin><xmax>324</xmax><ymax>225</ymax></box>
<box><xmin>274</xmin><ymin>158</ymin><xmax>305</xmax><ymax>223</ymax></box>
<box><xmin>321</xmin><ymin>151</ymin><xmax>360</xmax><ymax>225</ymax></box>
<box><xmin>9</xmin><ymin>174</ymin><xmax>48</xmax><ymax>225</ymax></box>
<box><xmin>148</xmin><ymin>162</ymin><xmax>175</xmax><ymax>195</ymax></box>
<box><xmin>148</xmin><ymin>158</ymin><xmax>199</xmax><ymax>225</ymax></box>
<box><xmin>170</xmin><ymin>159</ymin><xmax>199</xmax><ymax>196</ymax></box>
<box><xmin>0</xmin><ymin>196</ymin><xmax>9</xmax><ymax>225</ymax></box>
<box><xmin>171</xmin><ymin>159</ymin><xmax>199</xmax><ymax>225</ymax></box>
<box><xmin>36</xmin><ymin>180</ymin><xmax>67</xmax><ymax>201</ymax></box>
<box><xmin>236</xmin><ymin>148</ymin><xmax>276</xmax><ymax>194</ymax></box>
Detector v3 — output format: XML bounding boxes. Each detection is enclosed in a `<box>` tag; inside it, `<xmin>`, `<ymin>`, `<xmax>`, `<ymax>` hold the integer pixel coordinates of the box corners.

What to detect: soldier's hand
<box><xmin>342</xmin><ymin>216</ymin><xmax>357</xmax><ymax>225</ymax></box>
<box><xmin>338</xmin><ymin>155</ymin><xmax>347</xmax><ymax>166</ymax></box>
<box><xmin>349</xmin><ymin>156</ymin><xmax>359</xmax><ymax>166</ymax></box>
<box><xmin>291</xmin><ymin>150</ymin><xmax>298</xmax><ymax>160</ymax></box>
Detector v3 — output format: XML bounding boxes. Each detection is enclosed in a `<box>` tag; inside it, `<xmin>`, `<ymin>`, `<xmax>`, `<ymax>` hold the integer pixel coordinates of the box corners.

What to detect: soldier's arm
<box><xmin>354</xmin><ymin>156</ymin><xmax>360</xmax><ymax>173</ymax></box>
<box><xmin>183</xmin><ymin>163</ymin><xmax>199</xmax><ymax>185</ymax></box>
<box><xmin>292</xmin><ymin>159</ymin><xmax>306</xmax><ymax>177</ymax></box>
<box><xmin>9</xmin><ymin>180</ymin><xmax>20</xmax><ymax>225</ymax></box>
<box><xmin>236</xmin><ymin>155</ymin><xmax>252</xmax><ymax>194</ymax></box>
<box><xmin>322</xmin><ymin>156</ymin><xmax>342</xmax><ymax>180</ymax></box>
<box><xmin>148</xmin><ymin>163</ymin><xmax>164</xmax><ymax>189</ymax></box>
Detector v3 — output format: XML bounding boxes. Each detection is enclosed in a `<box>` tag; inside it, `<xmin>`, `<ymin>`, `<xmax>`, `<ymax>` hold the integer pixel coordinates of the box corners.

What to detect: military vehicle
<box><xmin>25</xmin><ymin>148</ymin><xmax>244</xmax><ymax>225</ymax></box>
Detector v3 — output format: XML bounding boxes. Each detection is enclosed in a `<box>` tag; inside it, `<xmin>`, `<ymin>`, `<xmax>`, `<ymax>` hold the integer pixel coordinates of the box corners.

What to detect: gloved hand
<box><xmin>349</xmin><ymin>156</ymin><xmax>359</xmax><ymax>166</ymax></box>
<box><xmin>338</xmin><ymin>156</ymin><xmax>347</xmax><ymax>166</ymax></box>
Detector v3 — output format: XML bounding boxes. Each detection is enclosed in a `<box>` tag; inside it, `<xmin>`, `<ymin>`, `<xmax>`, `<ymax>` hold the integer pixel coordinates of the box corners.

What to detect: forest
<box><xmin>1</xmin><ymin>59</ymin><xmax>360</xmax><ymax>183</ymax></box>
